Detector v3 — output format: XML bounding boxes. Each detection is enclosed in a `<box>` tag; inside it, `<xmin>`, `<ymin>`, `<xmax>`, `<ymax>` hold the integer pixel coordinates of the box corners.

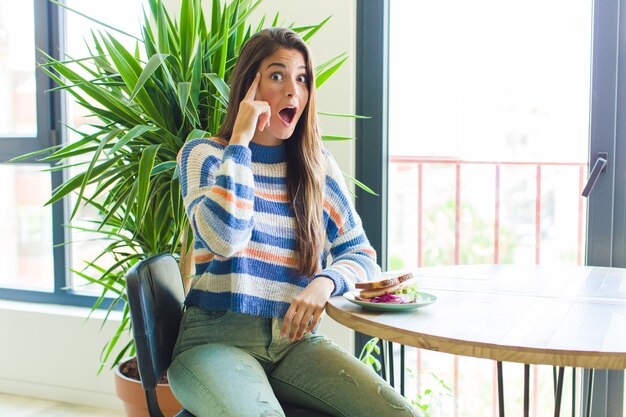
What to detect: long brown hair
<box><xmin>217</xmin><ymin>28</ymin><xmax>324</xmax><ymax>277</ymax></box>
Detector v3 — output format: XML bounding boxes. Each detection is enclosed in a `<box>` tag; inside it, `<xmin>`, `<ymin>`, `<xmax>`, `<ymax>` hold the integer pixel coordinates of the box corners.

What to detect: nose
<box><xmin>285</xmin><ymin>78</ymin><xmax>298</xmax><ymax>97</ymax></box>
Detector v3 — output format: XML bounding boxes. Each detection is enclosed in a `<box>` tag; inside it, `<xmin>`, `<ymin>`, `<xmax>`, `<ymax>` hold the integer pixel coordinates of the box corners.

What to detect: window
<box><xmin>356</xmin><ymin>0</ymin><xmax>626</xmax><ymax>415</ymax></box>
<box><xmin>0</xmin><ymin>0</ymin><xmax>145</xmax><ymax>307</ymax></box>
<box><xmin>0</xmin><ymin>0</ymin><xmax>54</xmax><ymax>291</ymax></box>
<box><xmin>0</xmin><ymin>0</ymin><xmax>58</xmax><ymax>301</ymax></box>
<box><xmin>0</xmin><ymin>164</ymin><xmax>54</xmax><ymax>292</ymax></box>
<box><xmin>0</xmin><ymin>1</ymin><xmax>37</xmax><ymax>137</ymax></box>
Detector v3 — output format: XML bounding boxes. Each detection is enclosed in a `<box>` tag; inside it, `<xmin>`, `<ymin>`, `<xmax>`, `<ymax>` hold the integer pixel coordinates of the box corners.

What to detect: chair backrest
<box><xmin>126</xmin><ymin>253</ymin><xmax>185</xmax><ymax>391</ymax></box>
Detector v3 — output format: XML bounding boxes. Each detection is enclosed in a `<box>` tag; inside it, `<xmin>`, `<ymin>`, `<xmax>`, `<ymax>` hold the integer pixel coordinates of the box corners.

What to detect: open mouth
<box><xmin>278</xmin><ymin>106</ymin><xmax>297</xmax><ymax>125</ymax></box>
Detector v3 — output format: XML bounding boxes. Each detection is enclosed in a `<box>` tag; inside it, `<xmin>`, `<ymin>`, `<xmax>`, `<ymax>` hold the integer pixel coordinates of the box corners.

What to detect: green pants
<box><xmin>168</xmin><ymin>306</ymin><xmax>418</xmax><ymax>417</ymax></box>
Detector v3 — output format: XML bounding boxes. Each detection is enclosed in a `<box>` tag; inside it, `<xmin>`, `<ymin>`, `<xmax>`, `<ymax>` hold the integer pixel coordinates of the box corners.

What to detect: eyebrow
<box><xmin>266</xmin><ymin>62</ymin><xmax>307</xmax><ymax>71</ymax></box>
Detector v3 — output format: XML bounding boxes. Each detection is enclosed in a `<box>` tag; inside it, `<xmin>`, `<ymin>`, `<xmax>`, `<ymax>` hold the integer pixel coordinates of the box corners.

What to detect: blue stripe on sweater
<box><xmin>332</xmin><ymin>234</ymin><xmax>368</xmax><ymax>256</ymax></box>
<box><xmin>249</xmin><ymin>142</ymin><xmax>287</xmax><ymax>163</ymax></box>
<box><xmin>200</xmin><ymin>199</ymin><xmax>253</xmax><ymax>231</ymax></box>
<box><xmin>254</xmin><ymin>174</ymin><xmax>286</xmax><ymax>185</ymax></box>
<box><xmin>315</xmin><ymin>269</ymin><xmax>350</xmax><ymax>296</ymax></box>
<box><xmin>209</xmin><ymin>258</ymin><xmax>297</xmax><ymax>282</ymax></box>
<box><xmin>215</xmin><ymin>175</ymin><xmax>255</xmax><ymax>199</ymax></box>
<box><xmin>191</xmin><ymin>216</ymin><xmax>213</xmax><ymax>254</ymax></box>
<box><xmin>251</xmin><ymin>229</ymin><xmax>295</xmax><ymax>250</ymax></box>
<box><xmin>194</xmin><ymin>261</ymin><xmax>211</xmax><ymax>276</ymax></box>
<box><xmin>185</xmin><ymin>290</ymin><xmax>292</xmax><ymax>318</ymax></box>
<box><xmin>224</xmin><ymin>144</ymin><xmax>252</xmax><ymax>165</ymax></box>
<box><xmin>199</xmin><ymin>155</ymin><xmax>220</xmax><ymax>187</ymax></box>
<box><xmin>254</xmin><ymin>197</ymin><xmax>291</xmax><ymax>216</ymax></box>
<box><xmin>192</xmin><ymin>207</ymin><xmax>253</xmax><ymax>256</ymax></box>
<box><xmin>187</xmin><ymin>196</ymin><xmax>204</xmax><ymax>218</ymax></box>
<box><xmin>323</xmin><ymin>211</ymin><xmax>339</xmax><ymax>242</ymax></box>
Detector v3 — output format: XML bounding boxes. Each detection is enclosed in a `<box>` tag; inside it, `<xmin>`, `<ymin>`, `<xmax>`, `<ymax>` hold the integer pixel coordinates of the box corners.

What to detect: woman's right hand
<box><xmin>229</xmin><ymin>72</ymin><xmax>271</xmax><ymax>146</ymax></box>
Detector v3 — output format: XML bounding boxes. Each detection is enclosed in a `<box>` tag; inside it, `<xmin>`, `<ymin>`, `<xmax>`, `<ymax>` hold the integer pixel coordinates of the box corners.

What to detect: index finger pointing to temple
<box><xmin>244</xmin><ymin>72</ymin><xmax>261</xmax><ymax>101</ymax></box>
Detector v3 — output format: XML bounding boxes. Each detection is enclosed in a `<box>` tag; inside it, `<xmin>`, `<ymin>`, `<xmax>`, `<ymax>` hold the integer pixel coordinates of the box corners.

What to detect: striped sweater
<box><xmin>178</xmin><ymin>136</ymin><xmax>381</xmax><ymax>318</ymax></box>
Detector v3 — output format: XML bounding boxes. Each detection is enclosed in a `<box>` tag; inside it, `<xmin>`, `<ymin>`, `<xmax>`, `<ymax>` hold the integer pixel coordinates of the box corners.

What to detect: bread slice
<box><xmin>358</xmin><ymin>281</ymin><xmax>408</xmax><ymax>299</ymax></box>
<box><xmin>355</xmin><ymin>272</ymin><xmax>413</xmax><ymax>290</ymax></box>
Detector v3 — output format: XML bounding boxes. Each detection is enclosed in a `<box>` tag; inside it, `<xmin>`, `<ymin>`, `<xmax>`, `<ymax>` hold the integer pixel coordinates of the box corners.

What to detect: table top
<box><xmin>326</xmin><ymin>264</ymin><xmax>626</xmax><ymax>369</ymax></box>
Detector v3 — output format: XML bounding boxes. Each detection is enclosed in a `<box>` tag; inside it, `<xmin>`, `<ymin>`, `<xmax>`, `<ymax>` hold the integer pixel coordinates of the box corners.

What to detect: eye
<box><xmin>296</xmin><ymin>74</ymin><xmax>308</xmax><ymax>84</ymax></box>
<box><xmin>270</xmin><ymin>72</ymin><xmax>283</xmax><ymax>81</ymax></box>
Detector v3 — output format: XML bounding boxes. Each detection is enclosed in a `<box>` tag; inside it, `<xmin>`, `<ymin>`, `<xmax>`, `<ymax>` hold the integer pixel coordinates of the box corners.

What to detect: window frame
<box><xmin>354</xmin><ymin>0</ymin><xmax>389</xmax><ymax>354</ymax></box>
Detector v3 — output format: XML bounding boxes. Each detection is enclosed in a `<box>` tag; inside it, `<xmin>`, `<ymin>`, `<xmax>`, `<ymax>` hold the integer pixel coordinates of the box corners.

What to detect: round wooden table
<box><xmin>325</xmin><ymin>264</ymin><xmax>626</xmax><ymax>416</ymax></box>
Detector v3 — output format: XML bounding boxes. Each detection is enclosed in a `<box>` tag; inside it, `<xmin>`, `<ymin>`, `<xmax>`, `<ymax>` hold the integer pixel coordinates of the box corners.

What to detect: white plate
<box><xmin>343</xmin><ymin>290</ymin><xmax>437</xmax><ymax>311</ymax></box>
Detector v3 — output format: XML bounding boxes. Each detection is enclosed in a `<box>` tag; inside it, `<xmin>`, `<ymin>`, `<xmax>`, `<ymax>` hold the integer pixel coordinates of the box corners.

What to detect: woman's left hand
<box><xmin>281</xmin><ymin>277</ymin><xmax>335</xmax><ymax>342</ymax></box>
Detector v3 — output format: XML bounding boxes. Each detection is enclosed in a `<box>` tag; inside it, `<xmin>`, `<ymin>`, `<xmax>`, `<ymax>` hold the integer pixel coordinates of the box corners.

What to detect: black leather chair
<box><xmin>126</xmin><ymin>253</ymin><xmax>329</xmax><ymax>417</ymax></box>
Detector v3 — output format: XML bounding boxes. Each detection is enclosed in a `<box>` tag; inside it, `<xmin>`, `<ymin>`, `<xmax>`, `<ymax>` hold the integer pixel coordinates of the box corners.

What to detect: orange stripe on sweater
<box><xmin>362</xmin><ymin>248</ymin><xmax>376</xmax><ymax>257</ymax></box>
<box><xmin>324</xmin><ymin>200</ymin><xmax>344</xmax><ymax>233</ymax></box>
<box><xmin>214</xmin><ymin>187</ymin><xmax>253</xmax><ymax>210</ymax></box>
<box><xmin>243</xmin><ymin>248</ymin><xmax>298</xmax><ymax>267</ymax></box>
<box><xmin>195</xmin><ymin>253</ymin><xmax>215</xmax><ymax>263</ymax></box>
<box><xmin>256</xmin><ymin>191</ymin><xmax>288</xmax><ymax>202</ymax></box>
<box><xmin>204</xmin><ymin>136</ymin><xmax>227</xmax><ymax>146</ymax></box>
<box><xmin>210</xmin><ymin>136</ymin><xmax>229</xmax><ymax>147</ymax></box>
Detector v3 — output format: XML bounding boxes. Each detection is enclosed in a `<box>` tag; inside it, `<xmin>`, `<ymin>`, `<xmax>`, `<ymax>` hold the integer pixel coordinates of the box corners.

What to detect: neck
<box><xmin>251</xmin><ymin>134</ymin><xmax>283</xmax><ymax>147</ymax></box>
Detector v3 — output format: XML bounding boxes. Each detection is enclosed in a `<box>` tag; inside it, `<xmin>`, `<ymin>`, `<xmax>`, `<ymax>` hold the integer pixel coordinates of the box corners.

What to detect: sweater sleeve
<box><xmin>313</xmin><ymin>151</ymin><xmax>381</xmax><ymax>296</ymax></box>
<box><xmin>178</xmin><ymin>138</ymin><xmax>255</xmax><ymax>258</ymax></box>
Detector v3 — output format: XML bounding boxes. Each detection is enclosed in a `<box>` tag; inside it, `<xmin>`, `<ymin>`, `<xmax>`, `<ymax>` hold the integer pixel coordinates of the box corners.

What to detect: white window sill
<box><xmin>0</xmin><ymin>299</ymin><xmax>124</xmax><ymax>321</ymax></box>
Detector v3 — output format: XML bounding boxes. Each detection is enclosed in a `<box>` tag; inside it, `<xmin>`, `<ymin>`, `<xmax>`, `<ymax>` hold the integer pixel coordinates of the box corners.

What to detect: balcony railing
<box><xmin>386</xmin><ymin>156</ymin><xmax>589</xmax><ymax>417</ymax></box>
<box><xmin>390</xmin><ymin>156</ymin><xmax>588</xmax><ymax>267</ymax></box>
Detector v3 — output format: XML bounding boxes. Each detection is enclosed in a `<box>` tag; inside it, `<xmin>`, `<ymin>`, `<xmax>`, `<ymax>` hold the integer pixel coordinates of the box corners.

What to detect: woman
<box><xmin>169</xmin><ymin>27</ymin><xmax>418</xmax><ymax>417</ymax></box>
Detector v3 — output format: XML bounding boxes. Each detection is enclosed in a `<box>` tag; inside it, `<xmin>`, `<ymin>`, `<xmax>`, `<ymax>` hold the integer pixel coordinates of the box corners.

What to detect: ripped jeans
<box><xmin>168</xmin><ymin>306</ymin><xmax>418</xmax><ymax>417</ymax></box>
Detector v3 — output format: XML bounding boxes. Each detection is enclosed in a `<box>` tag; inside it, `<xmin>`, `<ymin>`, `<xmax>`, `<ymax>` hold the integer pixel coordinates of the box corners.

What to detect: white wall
<box><xmin>0</xmin><ymin>300</ymin><xmax>131</xmax><ymax>410</ymax></box>
<box><xmin>0</xmin><ymin>0</ymin><xmax>358</xmax><ymax>410</ymax></box>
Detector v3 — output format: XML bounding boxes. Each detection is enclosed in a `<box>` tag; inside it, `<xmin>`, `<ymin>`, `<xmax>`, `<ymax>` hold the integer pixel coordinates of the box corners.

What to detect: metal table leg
<box><xmin>554</xmin><ymin>367</ymin><xmax>564</xmax><ymax>417</ymax></box>
<box><xmin>524</xmin><ymin>364</ymin><xmax>530</xmax><ymax>417</ymax></box>
<box><xmin>497</xmin><ymin>361</ymin><xmax>505</xmax><ymax>417</ymax></box>
<box><xmin>585</xmin><ymin>369</ymin><xmax>594</xmax><ymax>417</ymax></box>
<box><xmin>400</xmin><ymin>344</ymin><xmax>405</xmax><ymax>396</ymax></box>
<box><xmin>553</xmin><ymin>366</ymin><xmax>558</xmax><ymax>397</ymax></box>
<box><xmin>572</xmin><ymin>368</ymin><xmax>576</xmax><ymax>417</ymax></box>
<box><xmin>388</xmin><ymin>341</ymin><xmax>395</xmax><ymax>388</ymax></box>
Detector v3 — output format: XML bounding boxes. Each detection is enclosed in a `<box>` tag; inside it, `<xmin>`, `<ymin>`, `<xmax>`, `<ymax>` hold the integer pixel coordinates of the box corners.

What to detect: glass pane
<box><xmin>0</xmin><ymin>164</ymin><xmax>53</xmax><ymax>291</ymax></box>
<box><xmin>0</xmin><ymin>1</ymin><xmax>37</xmax><ymax>137</ymax></box>
<box><xmin>388</xmin><ymin>1</ymin><xmax>591</xmax><ymax>267</ymax></box>
<box><xmin>64</xmin><ymin>0</ymin><xmax>147</xmax><ymax>294</ymax></box>
<box><xmin>64</xmin><ymin>0</ymin><xmax>146</xmax><ymax>131</ymax></box>
<box><xmin>388</xmin><ymin>0</ymin><xmax>592</xmax><ymax>415</ymax></box>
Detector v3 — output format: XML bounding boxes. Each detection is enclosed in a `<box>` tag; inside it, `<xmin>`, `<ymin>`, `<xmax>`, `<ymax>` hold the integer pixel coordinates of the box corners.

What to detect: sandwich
<box><xmin>354</xmin><ymin>272</ymin><xmax>417</xmax><ymax>304</ymax></box>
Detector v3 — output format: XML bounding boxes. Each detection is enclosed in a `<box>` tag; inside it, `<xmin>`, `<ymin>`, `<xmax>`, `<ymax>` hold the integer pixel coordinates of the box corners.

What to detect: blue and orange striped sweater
<box><xmin>178</xmin><ymin>136</ymin><xmax>380</xmax><ymax>318</ymax></box>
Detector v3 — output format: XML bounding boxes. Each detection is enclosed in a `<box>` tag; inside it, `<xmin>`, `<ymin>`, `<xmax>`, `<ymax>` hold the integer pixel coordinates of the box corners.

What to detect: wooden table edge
<box><xmin>326</xmin><ymin>299</ymin><xmax>626</xmax><ymax>370</ymax></box>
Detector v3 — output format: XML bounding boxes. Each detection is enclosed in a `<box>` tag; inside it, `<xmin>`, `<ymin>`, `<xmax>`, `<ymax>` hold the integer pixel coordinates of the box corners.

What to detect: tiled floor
<box><xmin>0</xmin><ymin>393</ymin><xmax>124</xmax><ymax>417</ymax></box>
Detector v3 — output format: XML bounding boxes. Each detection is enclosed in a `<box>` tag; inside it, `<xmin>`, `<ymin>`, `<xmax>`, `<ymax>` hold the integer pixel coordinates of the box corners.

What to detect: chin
<box><xmin>269</xmin><ymin>127</ymin><xmax>296</xmax><ymax>141</ymax></box>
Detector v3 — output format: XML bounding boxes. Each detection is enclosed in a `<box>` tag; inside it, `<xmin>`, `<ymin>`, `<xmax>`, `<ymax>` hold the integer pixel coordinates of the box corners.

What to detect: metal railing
<box><xmin>388</xmin><ymin>156</ymin><xmax>589</xmax><ymax>417</ymax></box>
<box><xmin>390</xmin><ymin>156</ymin><xmax>588</xmax><ymax>267</ymax></box>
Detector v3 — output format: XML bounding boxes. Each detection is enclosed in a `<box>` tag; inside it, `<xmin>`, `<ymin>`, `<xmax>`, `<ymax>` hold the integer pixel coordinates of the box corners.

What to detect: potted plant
<box><xmin>14</xmin><ymin>0</ymin><xmax>361</xmax><ymax>415</ymax></box>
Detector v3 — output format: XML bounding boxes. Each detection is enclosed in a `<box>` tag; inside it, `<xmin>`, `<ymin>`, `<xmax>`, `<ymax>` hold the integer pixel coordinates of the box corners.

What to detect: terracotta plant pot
<box><xmin>114</xmin><ymin>358</ymin><xmax>183</xmax><ymax>417</ymax></box>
